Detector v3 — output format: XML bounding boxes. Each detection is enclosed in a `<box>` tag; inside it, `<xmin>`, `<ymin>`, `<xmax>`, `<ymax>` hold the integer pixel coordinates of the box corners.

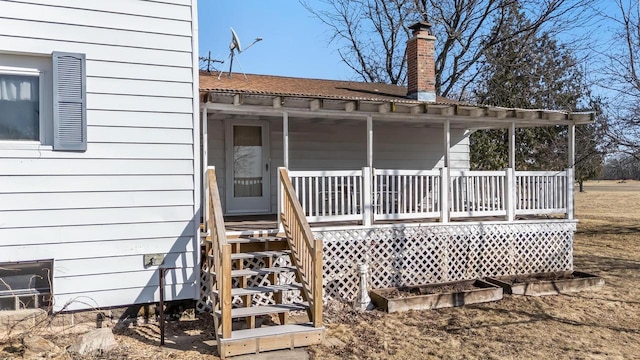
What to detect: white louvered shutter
<box><xmin>52</xmin><ymin>52</ymin><xmax>86</xmax><ymax>151</ymax></box>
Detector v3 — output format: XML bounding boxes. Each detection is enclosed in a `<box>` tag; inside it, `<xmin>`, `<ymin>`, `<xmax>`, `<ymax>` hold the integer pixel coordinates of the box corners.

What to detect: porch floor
<box><xmin>223</xmin><ymin>214</ymin><xmax>562</xmax><ymax>232</ymax></box>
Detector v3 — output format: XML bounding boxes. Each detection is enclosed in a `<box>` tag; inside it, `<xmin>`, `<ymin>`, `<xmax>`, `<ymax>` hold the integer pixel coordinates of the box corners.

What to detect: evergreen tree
<box><xmin>470</xmin><ymin>3</ymin><xmax>588</xmax><ymax>171</ymax></box>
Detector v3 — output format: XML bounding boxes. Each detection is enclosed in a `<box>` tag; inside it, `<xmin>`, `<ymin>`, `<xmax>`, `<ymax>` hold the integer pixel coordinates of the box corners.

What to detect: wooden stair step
<box><xmin>227</xmin><ymin>236</ymin><xmax>287</xmax><ymax>244</ymax></box>
<box><xmin>230</xmin><ymin>250</ymin><xmax>290</xmax><ymax>260</ymax></box>
<box><xmin>215</xmin><ymin>303</ymin><xmax>308</xmax><ymax>318</ymax></box>
<box><xmin>218</xmin><ymin>323</ymin><xmax>325</xmax><ymax>357</ymax></box>
<box><xmin>210</xmin><ymin>266</ymin><xmax>296</xmax><ymax>278</ymax></box>
<box><xmin>213</xmin><ymin>284</ymin><xmax>302</xmax><ymax>297</ymax></box>
<box><xmin>221</xmin><ymin>322</ymin><xmax>323</xmax><ymax>341</ymax></box>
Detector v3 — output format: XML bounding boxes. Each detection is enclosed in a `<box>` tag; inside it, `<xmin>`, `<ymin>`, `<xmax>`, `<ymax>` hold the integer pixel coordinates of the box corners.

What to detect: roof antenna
<box><xmin>218</xmin><ymin>27</ymin><xmax>263</xmax><ymax>80</ymax></box>
<box><xmin>199</xmin><ymin>51</ymin><xmax>223</xmax><ymax>73</ymax></box>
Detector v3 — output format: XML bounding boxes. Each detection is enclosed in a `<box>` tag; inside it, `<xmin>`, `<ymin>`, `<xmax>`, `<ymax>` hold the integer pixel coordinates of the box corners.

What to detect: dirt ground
<box><xmin>2</xmin><ymin>180</ymin><xmax>639</xmax><ymax>359</ymax></box>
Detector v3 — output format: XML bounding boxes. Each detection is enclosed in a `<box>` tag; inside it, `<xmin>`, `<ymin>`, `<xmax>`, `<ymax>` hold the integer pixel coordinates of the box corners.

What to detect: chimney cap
<box><xmin>409</xmin><ymin>21</ymin><xmax>432</xmax><ymax>35</ymax></box>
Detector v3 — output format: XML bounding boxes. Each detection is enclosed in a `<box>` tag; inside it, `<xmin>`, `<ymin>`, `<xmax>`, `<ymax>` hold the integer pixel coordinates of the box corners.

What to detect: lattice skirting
<box><xmin>318</xmin><ymin>221</ymin><xmax>575</xmax><ymax>302</ymax></box>
<box><xmin>197</xmin><ymin>221</ymin><xmax>575</xmax><ymax>311</ymax></box>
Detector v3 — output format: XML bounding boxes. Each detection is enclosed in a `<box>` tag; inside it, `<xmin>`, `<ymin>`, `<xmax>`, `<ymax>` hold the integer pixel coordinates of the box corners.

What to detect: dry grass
<box><xmin>2</xmin><ymin>180</ymin><xmax>639</xmax><ymax>359</ymax></box>
<box><xmin>312</xmin><ymin>180</ymin><xmax>640</xmax><ymax>360</ymax></box>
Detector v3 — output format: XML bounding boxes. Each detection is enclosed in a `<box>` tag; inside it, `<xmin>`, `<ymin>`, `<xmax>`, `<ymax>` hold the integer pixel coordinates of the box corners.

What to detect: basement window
<box><xmin>0</xmin><ymin>260</ymin><xmax>53</xmax><ymax>311</ymax></box>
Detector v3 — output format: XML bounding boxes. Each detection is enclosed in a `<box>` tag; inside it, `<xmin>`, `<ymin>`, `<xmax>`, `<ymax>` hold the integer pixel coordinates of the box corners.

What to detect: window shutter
<box><xmin>52</xmin><ymin>52</ymin><xmax>86</xmax><ymax>151</ymax></box>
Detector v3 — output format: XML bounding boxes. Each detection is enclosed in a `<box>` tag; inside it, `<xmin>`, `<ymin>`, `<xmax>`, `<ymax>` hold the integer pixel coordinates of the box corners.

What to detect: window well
<box><xmin>0</xmin><ymin>260</ymin><xmax>53</xmax><ymax>311</ymax></box>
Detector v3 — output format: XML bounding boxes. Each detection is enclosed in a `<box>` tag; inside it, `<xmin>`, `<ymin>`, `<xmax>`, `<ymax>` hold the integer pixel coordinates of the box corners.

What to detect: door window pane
<box><xmin>0</xmin><ymin>74</ymin><xmax>39</xmax><ymax>141</ymax></box>
<box><xmin>233</xmin><ymin>125</ymin><xmax>263</xmax><ymax>197</ymax></box>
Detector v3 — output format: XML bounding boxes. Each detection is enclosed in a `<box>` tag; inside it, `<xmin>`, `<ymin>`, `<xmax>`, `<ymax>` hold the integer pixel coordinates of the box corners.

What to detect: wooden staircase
<box><xmin>204</xmin><ymin>169</ymin><xmax>324</xmax><ymax>358</ymax></box>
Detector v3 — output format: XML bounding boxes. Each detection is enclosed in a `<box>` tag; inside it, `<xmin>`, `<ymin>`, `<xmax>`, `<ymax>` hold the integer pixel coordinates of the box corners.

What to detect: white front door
<box><xmin>225</xmin><ymin>120</ymin><xmax>271</xmax><ymax>214</ymax></box>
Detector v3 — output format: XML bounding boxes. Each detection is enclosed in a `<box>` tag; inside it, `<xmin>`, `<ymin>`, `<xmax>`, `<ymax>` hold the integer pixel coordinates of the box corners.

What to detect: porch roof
<box><xmin>200</xmin><ymin>72</ymin><xmax>594</xmax><ymax>128</ymax></box>
<box><xmin>200</xmin><ymin>72</ymin><xmax>455</xmax><ymax>103</ymax></box>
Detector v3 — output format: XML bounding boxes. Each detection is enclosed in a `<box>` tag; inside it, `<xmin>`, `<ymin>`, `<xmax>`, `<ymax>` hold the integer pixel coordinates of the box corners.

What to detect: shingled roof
<box><xmin>200</xmin><ymin>71</ymin><xmax>454</xmax><ymax>104</ymax></box>
<box><xmin>200</xmin><ymin>71</ymin><xmax>594</xmax><ymax>127</ymax></box>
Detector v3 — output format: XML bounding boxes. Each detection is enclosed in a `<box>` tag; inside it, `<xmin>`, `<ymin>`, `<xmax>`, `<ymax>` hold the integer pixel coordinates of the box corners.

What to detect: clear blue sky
<box><xmin>196</xmin><ymin>0</ymin><xmax>621</xmax><ymax>94</ymax></box>
<box><xmin>197</xmin><ymin>0</ymin><xmax>353</xmax><ymax>80</ymax></box>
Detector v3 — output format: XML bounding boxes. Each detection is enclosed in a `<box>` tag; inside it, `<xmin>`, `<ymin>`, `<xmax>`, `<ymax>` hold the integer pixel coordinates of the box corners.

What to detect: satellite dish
<box><xmin>220</xmin><ymin>27</ymin><xmax>263</xmax><ymax>79</ymax></box>
<box><xmin>230</xmin><ymin>27</ymin><xmax>242</xmax><ymax>52</ymax></box>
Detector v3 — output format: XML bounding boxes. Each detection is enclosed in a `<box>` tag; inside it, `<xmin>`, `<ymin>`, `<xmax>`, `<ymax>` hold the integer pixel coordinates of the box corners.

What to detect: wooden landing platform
<box><xmin>218</xmin><ymin>323</ymin><xmax>324</xmax><ymax>358</ymax></box>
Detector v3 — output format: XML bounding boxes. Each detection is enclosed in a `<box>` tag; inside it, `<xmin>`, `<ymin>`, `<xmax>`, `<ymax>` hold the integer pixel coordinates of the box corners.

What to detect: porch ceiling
<box><xmin>201</xmin><ymin>91</ymin><xmax>594</xmax><ymax>129</ymax></box>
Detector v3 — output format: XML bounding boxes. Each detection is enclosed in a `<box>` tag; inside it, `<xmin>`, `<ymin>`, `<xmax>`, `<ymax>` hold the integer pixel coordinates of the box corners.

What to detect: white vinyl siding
<box><xmin>54</xmin><ymin>285</ymin><xmax>195</xmax><ymax>311</ymax></box>
<box><xmin>0</xmin><ymin>1</ymin><xmax>192</xmax><ymax>35</ymax></box>
<box><xmin>0</xmin><ymin>36</ymin><xmax>191</xmax><ymax>67</ymax></box>
<box><xmin>284</xmin><ymin>121</ymin><xmax>469</xmax><ymax>171</ymax></box>
<box><xmin>9</xmin><ymin>0</ymin><xmax>192</xmax><ymax>20</ymax></box>
<box><xmin>0</xmin><ymin>18</ymin><xmax>192</xmax><ymax>52</ymax></box>
<box><xmin>0</xmin><ymin>0</ymin><xmax>198</xmax><ymax>311</ymax></box>
<box><xmin>372</xmin><ymin>123</ymin><xmax>470</xmax><ymax>169</ymax></box>
<box><xmin>0</xmin><ymin>191</ymin><xmax>193</xmax><ymax>211</ymax></box>
<box><xmin>0</xmin><ymin>222</ymin><xmax>197</xmax><ymax>247</ymax></box>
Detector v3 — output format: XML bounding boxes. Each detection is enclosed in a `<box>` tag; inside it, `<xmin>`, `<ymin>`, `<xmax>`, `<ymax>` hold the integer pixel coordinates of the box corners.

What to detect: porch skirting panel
<box><xmin>317</xmin><ymin>221</ymin><xmax>575</xmax><ymax>302</ymax></box>
<box><xmin>196</xmin><ymin>221</ymin><xmax>575</xmax><ymax>311</ymax></box>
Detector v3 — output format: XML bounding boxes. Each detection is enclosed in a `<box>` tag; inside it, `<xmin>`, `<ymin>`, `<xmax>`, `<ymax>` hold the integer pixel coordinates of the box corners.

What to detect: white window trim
<box><xmin>0</xmin><ymin>66</ymin><xmax>51</xmax><ymax>150</ymax></box>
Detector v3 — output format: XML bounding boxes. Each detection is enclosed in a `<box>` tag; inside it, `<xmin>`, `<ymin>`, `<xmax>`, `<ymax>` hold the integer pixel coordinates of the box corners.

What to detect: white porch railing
<box><xmin>450</xmin><ymin>170</ymin><xmax>507</xmax><ymax>218</ymax></box>
<box><xmin>283</xmin><ymin>167</ymin><xmax>573</xmax><ymax>225</ymax></box>
<box><xmin>288</xmin><ymin>170</ymin><xmax>364</xmax><ymax>222</ymax></box>
<box><xmin>373</xmin><ymin>169</ymin><xmax>441</xmax><ymax>220</ymax></box>
<box><xmin>515</xmin><ymin>170</ymin><xmax>569</xmax><ymax>215</ymax></box>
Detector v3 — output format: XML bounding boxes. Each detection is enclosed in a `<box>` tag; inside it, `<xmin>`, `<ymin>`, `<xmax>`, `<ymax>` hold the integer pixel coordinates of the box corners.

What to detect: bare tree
<box><xmin>301</xmin><ymin>0</ymin><xmax>417</xmax><ymax>85</ymax></box>
<box><xmin>601</xmin><ymin>153</ymin><xmax>640</xmax><ymax>180</ymax></box>
<box><xmin>595</xmin><ymin>0</ymin><xmax>640</xmax><ymax>158</ymax></box>
<box><xmin>301</xmin><ymin>0</ymin><xmax>596</xmax><ymax>98</ymax></box>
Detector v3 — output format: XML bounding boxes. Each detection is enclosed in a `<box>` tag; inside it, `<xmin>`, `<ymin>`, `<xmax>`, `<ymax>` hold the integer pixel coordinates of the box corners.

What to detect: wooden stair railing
<box><xmin>278</xmin><ymin>168</ymin><xmax>323</xmax><ymax>327</ymax></box>
<box><xmin>205</xmin><ymin>168</ymin><xmax>233</xmax><ymax>339</ymax></box>
<box><xmin>203</xmin><ymin>167</ymin><xmax>324</xmax><ymax>358</ymax></box>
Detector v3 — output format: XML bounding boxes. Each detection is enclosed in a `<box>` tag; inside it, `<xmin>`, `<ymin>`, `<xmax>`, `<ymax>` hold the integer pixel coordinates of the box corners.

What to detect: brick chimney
<box><xmin>406</xmin><ymin>21</ymin><xmax>436</xmax><ymax>101</ymax></box>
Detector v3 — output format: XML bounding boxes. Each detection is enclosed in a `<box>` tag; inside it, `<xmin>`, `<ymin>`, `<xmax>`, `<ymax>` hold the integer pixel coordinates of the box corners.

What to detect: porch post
<box><xmin>363</xmin><ymin>116</ymin><xmax>373</xmax><ymax>226</ymax></box>
<box><xmin>440</xmin><ymin>167</ymin><xmax>449</xmax><ymax>223</ymax></box>
<box><xmin>568</xmin><ymin>123</ymin><xmax>575</xmax><ymax>168</ymax></box>
<box><xmin>283</xmin><ymin>112</ymin><xmax>289</xmax><ymax>169</ymax></box>
<box><xmin>362</xmin><ymin>166</ymin><xmax>373</xmax><ymax>226</ymax></box>
<box><xmin>505</xmin><ymin>168</ymin><xmax>515</xmax><ymax>221</ymax></box>
<box><xmin>367</xmin><ymin>115</ymin><xmax>373</xmax><ymax>169</ymax></box>
<box><xmin>566</xmin><ymin>123</ymin><xmax>576</xmax><ymax>219</ymax></box>
<box><xmin>506</xmin><ymin>122</ymin><xmax>516</xmax><ymax>221</ymax></box>
<box><xmin>441</xmin><ymin>119</ymin><xmax>450</xmax><ymax>223</ymax></box>
<box><xmin>277</xmin><ymin>167</ymin><xmax>284</xmax><ymax>231</ymax></box>
<box><xmin>508</xmin><ymin>122</ymin><xmax>516</xmax><ymax>169</ymax></box>
<box><xmin>443</xmin><ymin>119</ymin><xmax>451</xmax><ymax>168</ymax></box>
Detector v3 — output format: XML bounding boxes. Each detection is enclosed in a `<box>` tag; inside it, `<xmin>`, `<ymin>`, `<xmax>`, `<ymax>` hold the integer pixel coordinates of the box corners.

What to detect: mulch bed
<box><xmin>389</xmin><ymin>283</ymin><xmax>479</xmax><ymax>298</ymax></box>
<box><xmin>509</xmin><ymin>271</ymin><xmax>576</xmax><ymax>284</ymax></box>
